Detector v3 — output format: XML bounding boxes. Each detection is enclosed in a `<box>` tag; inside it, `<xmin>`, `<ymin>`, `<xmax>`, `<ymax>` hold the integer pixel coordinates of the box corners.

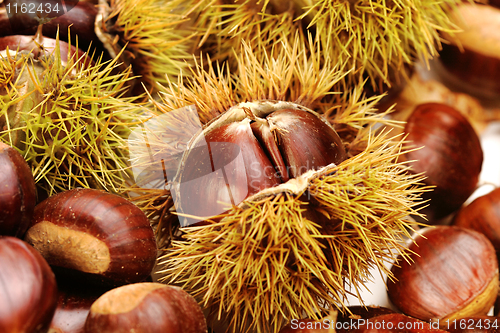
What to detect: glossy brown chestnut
<box><xmin>454</xmin><ymin>188</ymin><xmax>500</xmax><ymax>253</ymax></box>
<box><xmin>0</xmin><ymin>34</ymin><xmax>90</xmax><ymax>67</ymax></box>
<box><xmin>84</xmin><ymin>282</ymin><xmax>207</xmax><ymax>333</ymax></box>
<box><xmin>0</xmin><ymin>142</ymin><xmax>37</xmax><ymax>237</ymax></box>
<box><xmin>0</xmin><ymin>236</ymin><xmax>58</xmax><ymax>333</ymax></box>
<box><xmin>175</xmin><ymin>102</ymin><xmax>347</xmax><ymax>226</ymax></box>
<box><xmin>23</xmin><ymin>188</ymin><xmax>157</xmax><ymax>286</ymax></box>
<box><xmin>48</xmin><ymin>281</ymin><xmax>106</xmax><ymax>333</ymax></box>
<box><xmin>436</xmin><ymin>3</ymin><xmax>500</xmax><ymax>103</ymax></box>
<box><xmin>404</xmin><ymin>102</ymin><xmax>483</xmax><ymax>221</ymax></box>
<box><xmin>388</xmin><ymin>226</ymin><xmax>498</xmax><ymax>326</ymax></box>
<box><xmin>0</xmin><ymin>1</ymin><xmax>102</xmax><ymax>54</ymax></box>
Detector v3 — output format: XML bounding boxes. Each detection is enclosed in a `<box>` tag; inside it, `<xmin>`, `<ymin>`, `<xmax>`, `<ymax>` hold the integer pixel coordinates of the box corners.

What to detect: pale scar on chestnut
<box><xmin>24</xmin><ymin>221</ymin><xmax>111</xmax><ymax>274</ymax></box>
<box><xmin>90</xmin><ymin>283</ymin><xmax>165</xmax><ymax>315</ymax></box>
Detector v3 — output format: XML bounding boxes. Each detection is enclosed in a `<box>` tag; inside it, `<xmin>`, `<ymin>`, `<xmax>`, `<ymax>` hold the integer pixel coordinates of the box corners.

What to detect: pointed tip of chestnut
<box><xmin>388</xmin><ymin>226</ymin><xmax>498</xmax><ymax>325</ymax></box>
<box><xmin>24</xmin><ymin>188</ymin><xmax>157</xmax><ymax>287</ymax></box>
<box><xmin>0</xmin><ymin>236</ymin><xmax>58</xmax><ymax>333</ymax></box>
<box><xmin>0</xmin><ymin>142</ymin><xmax>37</xmax><ymax>238</ymax></box>
<box><xmin>84</xmin><ymin>283</ymin><xmax>207</xmax><ymax>333</ymax></box>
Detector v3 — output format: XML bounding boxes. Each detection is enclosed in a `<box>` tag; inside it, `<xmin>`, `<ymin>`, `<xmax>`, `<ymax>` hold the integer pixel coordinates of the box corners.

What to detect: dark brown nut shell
<box><xmin>84</xmin><ymin>283</ymin><xmax>207</xmax><ymax>333</ymax></box>
<box><xmin>388</xmin><ymin>226</ymin><xmax>498</xmax><ymax>324</ymax></box>
<box><xmin>24</xmin><ymin>188</ymin><xmax>157</xmax><ymax>286</ymax></box>
<box><xmin>404</xmin><ymin>102</ymin><xmax>483</xmax><ymax>221</ymax></box>
<box><xmin>454</xmin><ymin>187</ymin><xmax>500</xmax><ymax>253</ymax></box>
<box><xmin>0</xmin><ymin>236</ymin><xmax>58</xmax><ymax>333</ymax></box>
<box><xmin>48</xmin><ymin>280</ymin><xmax>106</xmax><ymax>333</ymax></box>
<box><xmin>0</xmin><ymin>2</ymin><xmax>102</xmax><ymax>54</ymax></box>
<box><xmin>0</xmin><ymin>142</ymin><xmax>37</xmax><ymax>238</ymax></box>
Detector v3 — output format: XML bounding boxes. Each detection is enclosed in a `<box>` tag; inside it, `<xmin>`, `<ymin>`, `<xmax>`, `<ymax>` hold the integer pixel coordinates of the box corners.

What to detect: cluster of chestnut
<box><xmin>0</xmin><ymin>142</ymin><xmax>207</xmax><ymax>333</ymax></box>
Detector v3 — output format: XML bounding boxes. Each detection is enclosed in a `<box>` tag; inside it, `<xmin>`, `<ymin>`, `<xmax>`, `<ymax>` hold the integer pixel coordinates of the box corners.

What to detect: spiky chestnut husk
<box><xmin>129</xmin><ymin>32</ymin><xmax>401</xmax><ymax>244</ymax></box>
<box><xmin>192</xmin><ymin>0</ymin><xmax>461</xmax><ymax>92</ymax></box>
<box><xmin>130</xmin><ymin>34</ymin><xmax>428</xmax><ymax>333</ymax></box>
<box><xmin>158</xmin><ymin>131</ymin><xmax>425</xmax><ymax>333</ymax></box>
<box><xmin>95</xmin><ymin>0</ymin><xmax>198</xmax><ymax>94</ymax></box>
<box><xmin>0</xmin><ymin>31</ymin><xmax>147</xmax><ymax>196</ymax></box>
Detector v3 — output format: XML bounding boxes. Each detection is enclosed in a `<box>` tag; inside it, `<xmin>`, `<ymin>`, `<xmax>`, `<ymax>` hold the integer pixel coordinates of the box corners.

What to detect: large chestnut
<box><xmin>0</xmin><ymin>142</ymin><xmax>37</xmax><ymax>237</ymax></box>
<box><xmin>0</xmin><ymin>236</ymin><xmax>58</xmax><ymax>333</ymax></box>
<box><xmin>454</xmin><ymin>187</ymin><xmax>500</xmax><ymax>253</ymax></box>
<box><xmin>23</xmin><ymin>188</ymin><xmax>157</xmax><ymax>286</ymax></box>
<box><xmin>173</xmin><ymin>102</ymin><xmax>347</xmax><ymax>226</ymax></box>
<box><xmin>404</xmin><ymin>102</ymin><xmax>483</xmax><ymax>221</ymax></box>
<box><xmin>84</xmin><ymin>282</ymin><xmax>207</xmax><ymax>333</ymax></box>
<box><xmin>388</xmin><ymin>226</ymin><xmax>498</xmax><ymax>326</ymax></box>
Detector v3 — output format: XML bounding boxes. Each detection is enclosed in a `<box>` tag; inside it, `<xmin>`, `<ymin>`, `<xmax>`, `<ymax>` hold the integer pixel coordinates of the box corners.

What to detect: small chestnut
<box><xmin>23</xmin><ymin>188</ymin><xmax>157</xmax><ymax>286</ymax></box>
<box><xmin>0</xmin><ymin>1</ymin><xmax>103</xmax><ymax>55</ymax></box>
<box><xmin>0</xmin><ymin>142</ymin><xmax>37</xmax><ymax>237</ymax></box>
<box><xmin>0</xmin><ymin>236</ymin><xmax>58</xmax><ymax>333</ymax></box>
<box><xmin>84</xmin><ymin>282</ymin><xmax>207</xmax><ymax>333</ymax></box>
<box><xmin>48</xmin><ymin>281</ymin><xmax>106</xmax><ymax>333</ymax></box>
<box><xmin>404</xmin><ymin>102</ymin><xmax>483</xmax><ymax>221</ymax></box>
<box><xmin>388</xmin><ymin>226</ymin><xmax>498</xmax><ymax>326</ymax></box>
<box><xmin>454</xmin><ymin>187</ymin><xmax>500</xmax><ymax>253</ymax></box>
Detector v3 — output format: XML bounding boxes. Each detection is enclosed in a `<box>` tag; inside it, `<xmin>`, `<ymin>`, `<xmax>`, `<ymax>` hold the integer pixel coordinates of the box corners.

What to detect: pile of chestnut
<box><xmin>0</xmin><ymin>142</ymin><xmax>207</xmax><ymax>333</ymax></box>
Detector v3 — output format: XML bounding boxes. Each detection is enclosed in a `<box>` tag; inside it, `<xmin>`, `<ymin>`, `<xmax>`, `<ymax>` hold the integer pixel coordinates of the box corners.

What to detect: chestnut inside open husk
<box><xmin>173</xmin><ymin>101</ymin><xmax>346</xmax><ymax>226</ymax></box>
<box><xmin>388</xmin><ymin>226</ymin><xmax>498</xmax><ymax>326</ymax></box>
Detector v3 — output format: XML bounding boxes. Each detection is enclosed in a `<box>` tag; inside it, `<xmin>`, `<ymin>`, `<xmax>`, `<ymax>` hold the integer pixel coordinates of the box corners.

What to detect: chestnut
<box><xmin>23</xmin><ymin>188</ymin><xmax>157</xmax><ymax>286</ymax></box>
<box><xmin>174</xmin><ymin>103</ymin><xmax>347</xmax><ymax>226</ymax></box>
<box><xmin>84</xmin><ymin>282</ymin><xmax>207</xmax><ymax>333</ymax></box>
<box><xmin>387</xmin><ymin>226</ymin><xmax>498</xmax><ymax>326</ymax></box>
<box><xmin>0</xmin><ymin>34</ymin><xmax>90</xmax><ymax>67</ymax></box>
<box><xmin>0</xmin><ymin>1</ymin><xmax>103</xmax><ymax>55</ymax></box>
<box><xmin>49</xmin><ymin>280</ymin><xmax>106</xmax><ymax>333</ymax></box>
<box><xmin>453</xmin><ymin>187</ymin><xmax>500</xmax><ymax>253</ymax></box>
<box><xmin>0</xmin><ymin>236</ymin><xmax>58</xmax><ymax>333</ymax></box>
<box><xmin>0</xmin><ymin>142</ymin><xmax>37</xmax><ymax>238</ymax></box>
<box><xmin>435</xmin><ymin>2</ymin><xmax>500</xmax><ymax>103</ymax></box>
<box><xmin>403</xmin><ymin>102</ymin><xmax>483</xmax><ymax>221</ymax></box>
